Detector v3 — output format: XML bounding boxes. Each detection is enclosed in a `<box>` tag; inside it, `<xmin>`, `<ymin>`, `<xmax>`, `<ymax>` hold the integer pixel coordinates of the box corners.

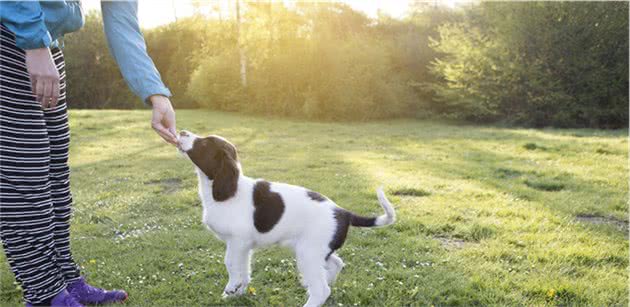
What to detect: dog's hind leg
<box><xmin>222</xmin><ymin>240</ymin><xmax>252</xmax><ymax>297</ymax></box>
<box><xmin>296</xmin><ymin>245</ymin><xmax>330</xmax><ymax>307</ymax></box>
<box><xmin>325</xmin><ymin>253</ymin><xmax>344</xmax><ymax>285</ymax></box>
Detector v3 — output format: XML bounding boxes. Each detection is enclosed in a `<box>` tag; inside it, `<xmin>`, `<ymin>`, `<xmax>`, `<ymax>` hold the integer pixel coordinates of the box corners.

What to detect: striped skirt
<box><xmin>0</xmin><ymin>24</ymin><xmax>81</xmax><ymax>305</ymax></box>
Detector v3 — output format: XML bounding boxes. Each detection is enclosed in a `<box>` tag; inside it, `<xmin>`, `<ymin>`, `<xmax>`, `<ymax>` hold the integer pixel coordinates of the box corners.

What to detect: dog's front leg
<box><xmin>222</xmin><ymin>239</ymin><xmax>252</xmax><ymax>297</ymax></box>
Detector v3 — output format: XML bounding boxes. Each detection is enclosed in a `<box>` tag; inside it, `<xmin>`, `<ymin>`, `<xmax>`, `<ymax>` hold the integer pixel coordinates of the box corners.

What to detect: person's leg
<box><xmin>0</xmin><ymin>25</ymin><xmax>67</xmax><ymax>305</ymax></box>
<box><xmin>44</xmin><ymin>47</ymin><xmax>81</xmax><ymax>284</ymax></box>
<box><xmin>42</xmin><ymin>46</ymin><xmax>128</xmax><ymax>306</ymax></box>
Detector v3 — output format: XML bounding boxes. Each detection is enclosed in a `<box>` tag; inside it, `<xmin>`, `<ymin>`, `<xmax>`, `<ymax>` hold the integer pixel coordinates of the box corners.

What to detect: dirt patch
<box><xmin>145</xmin><ymin>178</ymin><xmax>182</xmax><ymax>194</ymax></box>
<box><xmin>391</xmin><ymin>187</ymin><xmax>431</xmax><ymax>197</ymax></box>
<box><xmin>523</xmin><ymin>142</ymin><xmax>547</xmax><ymax>151</ymax></box>
<box><xmin>435</xmin><ymin>237</ymin><xmax>466</xmax><ymax>250</ymax></box>
<box><xmin>575</xmin><ymin>214</ymin><xmax>629</xmax><ymax>233</ymax></box>
<box><xmin>595</xmin><ymin>148</ymin><xmax>613</xmax><ymax>155</ymax></box>
<box><xmin>495</xmin><ymin>167</ymin><xmax>522</xmax><ymax>179</ymax></box>
<box><xmin>524</xmin><ymin>179</ymin><xmax>565</xmax><ymax>192</ymax></box>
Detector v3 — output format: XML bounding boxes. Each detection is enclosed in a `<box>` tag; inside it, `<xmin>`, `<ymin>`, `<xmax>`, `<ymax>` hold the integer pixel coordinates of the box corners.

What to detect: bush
<box><xmin>187</xmin><ymin>50</ymin><xmax>246</xmax><ymax>111</ymax></box>
<box><xmin>427</xmin><ymin>2</ymin><xmax>629</xmax><ymax>128</ymax></box>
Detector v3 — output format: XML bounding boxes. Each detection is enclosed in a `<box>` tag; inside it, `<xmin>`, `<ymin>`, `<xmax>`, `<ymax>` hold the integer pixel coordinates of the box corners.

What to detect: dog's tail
<box><xmin>349</xmin><ymin>186</ymin><xmax>396</xmax><ymax>227</ymax></box>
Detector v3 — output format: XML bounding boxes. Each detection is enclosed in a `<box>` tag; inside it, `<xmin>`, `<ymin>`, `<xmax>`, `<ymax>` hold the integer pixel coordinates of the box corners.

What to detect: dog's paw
<box><xmin>222</xmin><ymin>283</ymin><xmax>246</xmax><ymax>298</ymax></box>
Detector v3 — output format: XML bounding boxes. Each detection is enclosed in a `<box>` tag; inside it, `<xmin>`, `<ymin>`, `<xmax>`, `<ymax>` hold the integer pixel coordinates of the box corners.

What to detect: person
<box><xmin>0</xmin><ymin>1</ymin><xmax>178</xmax><ymax>306</ymax></box>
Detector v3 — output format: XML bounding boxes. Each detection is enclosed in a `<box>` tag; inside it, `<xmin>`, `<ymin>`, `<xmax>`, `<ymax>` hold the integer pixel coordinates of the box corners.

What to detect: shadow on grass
<box><xmin>388</xmin><ymin>140</ymin><xmax>628</xmax><ymax>235</ymax></box>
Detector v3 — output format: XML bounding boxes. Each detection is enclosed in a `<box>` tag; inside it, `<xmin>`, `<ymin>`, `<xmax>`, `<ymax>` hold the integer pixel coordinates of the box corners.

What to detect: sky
<box><xmin>82</xmin><ymin>0</ymin><xmax>419</xmax><ymax>29</ymax></box>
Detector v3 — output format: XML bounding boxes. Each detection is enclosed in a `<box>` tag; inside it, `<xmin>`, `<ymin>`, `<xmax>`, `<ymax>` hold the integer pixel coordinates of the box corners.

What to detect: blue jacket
<box><xmin>0</xmin><ymin>0</ymin><xmax>171</xmax><ymax>103</ymax></box>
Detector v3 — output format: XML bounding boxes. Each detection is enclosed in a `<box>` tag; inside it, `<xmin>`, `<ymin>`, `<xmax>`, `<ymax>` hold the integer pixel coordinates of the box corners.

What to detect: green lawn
<box><xmin>1</xmin><ymin>110</ymin><xmax>628</xmax><ymax>306</ymax></box>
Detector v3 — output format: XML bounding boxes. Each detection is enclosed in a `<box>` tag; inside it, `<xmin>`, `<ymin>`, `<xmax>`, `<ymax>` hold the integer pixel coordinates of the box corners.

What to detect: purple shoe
<box><xmin>26</xmin><ymin>289</ymin><xmax>84</xmax><ymax>307</ymax></box>
<box><xmin>67</xmin><ymin>277</ymin><xmax>128</xmax><ymax>305</ymax></box>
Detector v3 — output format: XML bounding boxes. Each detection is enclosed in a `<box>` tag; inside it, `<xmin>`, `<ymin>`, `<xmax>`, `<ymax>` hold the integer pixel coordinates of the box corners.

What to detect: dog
<box><xmin>176</xmin><ymin>131</ymin><xmax>396</xmax><ymax>307</ymax></box>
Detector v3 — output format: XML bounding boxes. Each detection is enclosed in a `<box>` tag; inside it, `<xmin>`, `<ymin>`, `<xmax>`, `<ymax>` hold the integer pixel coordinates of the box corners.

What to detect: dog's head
<box><xmin>178</xmin><ymin>130</ymin><xmax>239</xmax><ymax>201</ymax></box>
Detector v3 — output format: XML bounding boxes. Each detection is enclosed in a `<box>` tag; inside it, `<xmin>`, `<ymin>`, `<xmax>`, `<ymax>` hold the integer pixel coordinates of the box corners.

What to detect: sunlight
<box><xmin>82</xmin><ymin>0</ymin><xmax>414</xmax><ymax>28</ymax></box>
<box><xmin>440</xmin><ymin>0</ymin><xmax>473</xmax><ymax>9</ymax></box>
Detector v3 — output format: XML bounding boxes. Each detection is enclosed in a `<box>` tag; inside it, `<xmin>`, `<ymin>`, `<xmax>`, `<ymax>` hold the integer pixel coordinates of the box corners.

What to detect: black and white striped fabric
<box><xmin>1</xmin><ymin>24</ymin><xmax>81</xmax><ymax>305</ymax></box>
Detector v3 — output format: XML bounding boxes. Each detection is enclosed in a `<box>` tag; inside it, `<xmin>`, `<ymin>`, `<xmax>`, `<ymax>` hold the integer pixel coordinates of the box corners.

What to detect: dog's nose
<box><xmin>179</xmin><ymin>131</ymin><xmax>189</xmax><ymax>137</ymax></box>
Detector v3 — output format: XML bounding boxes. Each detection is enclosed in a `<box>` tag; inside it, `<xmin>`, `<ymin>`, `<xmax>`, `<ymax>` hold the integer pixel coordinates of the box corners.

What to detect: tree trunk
<box><xmin>236</xmin><ymin>0</ymin><xmax>247</xmax><ymax>87</ymax></box>
<box><xmin>268</xmin><ymin>0</ymin><xmax>273</xmax><ymax>55</ymax></box>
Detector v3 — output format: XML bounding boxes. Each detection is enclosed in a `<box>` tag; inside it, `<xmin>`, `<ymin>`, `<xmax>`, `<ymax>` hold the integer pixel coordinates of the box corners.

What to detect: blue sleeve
<box><xmin>0</xmin><ymin>1</ymin><xmax>53</xmax><ymax>49</ymax></box>
<box><xmin>101</xmin><ymin>0</ymin><xmax>171</xmax><ymax>104</ymax></box>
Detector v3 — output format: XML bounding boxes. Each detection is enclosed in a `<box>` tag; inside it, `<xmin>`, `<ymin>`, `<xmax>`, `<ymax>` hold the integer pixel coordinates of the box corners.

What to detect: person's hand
<box><xmin>150</xmin><ymin>95</ymin><xmax>178</xmax><ymax>145</ymax></box>
<box><xmin>24</xmin><ymin>48</ymin><xmax>60</xmax><ymax>109</ymax></box>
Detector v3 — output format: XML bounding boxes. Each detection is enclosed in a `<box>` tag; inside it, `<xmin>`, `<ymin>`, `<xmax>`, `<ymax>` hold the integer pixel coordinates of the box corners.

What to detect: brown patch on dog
<box><xmin>186</xmin><ymin>136</ymin><xmax>239</xmax><ymax>201</ymax></box>
<box><xmin>327</xmin><ymin>208</ymin><xmax>377</xmax><ymax>259</ymax></box>
<box><xmin>307</xmin><ymin>190</ymin><xmax>327</xmax><ymax>202</ymax></box>
<box><xmin>328</xmin><ymin>208</ymin><xmax>351</xmax><ymax>259</ymax></box>
<box><xmin>349</xmin><ymin>213</ymin><xmax>376</xmax><ymax>227</ymax></box>
<box><xmin>252</xmin><ymin>180</ymin><xmax>285</xmax><ymax>233</ymax></box>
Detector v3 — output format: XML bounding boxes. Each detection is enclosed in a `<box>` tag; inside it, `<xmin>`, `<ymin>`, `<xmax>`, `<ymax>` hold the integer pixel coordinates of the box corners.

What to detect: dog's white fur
<box><xmin>178</xmin><ymin>131</ymin><xmax>395</xmax><ymax>307</ymax></box>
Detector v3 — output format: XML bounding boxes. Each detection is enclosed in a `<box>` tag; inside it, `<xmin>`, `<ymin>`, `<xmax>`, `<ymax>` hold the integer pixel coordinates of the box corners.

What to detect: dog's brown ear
<box><xmin>188</xmin><ymin>138</ymin><xmax>215</xmax><ymax>178</ymax></box>
<box><xmin>212</xmin><ymin>144</ymin><xmax>239</xmax><ymax>201</ymax></box>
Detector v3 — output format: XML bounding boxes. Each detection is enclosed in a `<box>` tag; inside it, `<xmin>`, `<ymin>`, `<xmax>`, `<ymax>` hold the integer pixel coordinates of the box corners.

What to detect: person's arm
<box><xmin>0</xmin><ymin>1</ymin><xmax>53</xmax><ymax>49</ymax></box>
<box><xmin>100</xmin><ymin>0</ymin><xmax>177</xmax><ymax>145</ymax></box>
<box><xmin>0</xmin><ymin>2</ymin><xmax>60</xmax><ymax>108</ymax></box>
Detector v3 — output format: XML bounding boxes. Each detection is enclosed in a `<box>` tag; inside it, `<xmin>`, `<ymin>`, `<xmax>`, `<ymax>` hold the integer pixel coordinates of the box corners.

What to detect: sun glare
<box><xmin>83</xmin><ymin>0</ymin><xmax>419</xmax><ymax>28</ymax></box>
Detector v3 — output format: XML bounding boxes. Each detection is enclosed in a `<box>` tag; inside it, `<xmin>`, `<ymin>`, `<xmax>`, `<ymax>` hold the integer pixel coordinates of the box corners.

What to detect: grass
<box><xmin>1</xmin><ymin>110</ymin><xmax>628</xmax><ymax>306</ymax></box>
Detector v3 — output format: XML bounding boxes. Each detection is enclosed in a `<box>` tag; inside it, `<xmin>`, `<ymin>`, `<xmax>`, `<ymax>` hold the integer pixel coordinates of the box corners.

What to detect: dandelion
<box><xmin>547</xmin><ymin>289</ymin><xmax>556</xmax><ymax>299</ymax></box>
<box><xmin>89</xmin><ymin>259</ymin><xmax>97</xmax><ymax>264</ymax></box>
<box><xmin>248</xmin><ymin>286</ymin><xmax>257</xmax><ymax>295</ymax></box>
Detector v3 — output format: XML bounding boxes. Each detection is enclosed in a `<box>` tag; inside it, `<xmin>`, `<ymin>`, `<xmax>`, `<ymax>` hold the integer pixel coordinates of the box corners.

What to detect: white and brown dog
<box><xmin>177</xmin><ymin>131</ymin><xmax>395</xmax><ymax>307</ymax></box>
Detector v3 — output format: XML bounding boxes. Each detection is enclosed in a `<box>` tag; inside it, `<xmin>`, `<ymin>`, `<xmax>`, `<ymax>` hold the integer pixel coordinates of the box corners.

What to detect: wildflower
<box><xmin>248</xmin><ymin>286</ymin><xmax>256</xmax><ymax>295</ymax></box>
<box><xmin>89</xmin><ymin>259</ymin><xmax>97</xmax><ymax>264</ymax></box>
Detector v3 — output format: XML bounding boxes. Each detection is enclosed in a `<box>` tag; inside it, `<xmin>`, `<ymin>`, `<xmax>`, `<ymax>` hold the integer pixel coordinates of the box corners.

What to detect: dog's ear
<box><xmin>212</xmin><ymin>143</ymin><xmax>239</xmax><ymax>201</ymax></box>
<box><xmin>188</xmin><ymin>138</ymin><xmax>215</xmax><ymax>178</ymax></box>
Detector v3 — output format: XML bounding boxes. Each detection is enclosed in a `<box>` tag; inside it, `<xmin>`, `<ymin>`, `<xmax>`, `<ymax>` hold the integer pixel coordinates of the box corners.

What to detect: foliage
<box><xmin>186</xmin><ymin>3</ymin><xmax>420</xmax><ymax>120</ymax></box>
<box><xmin>63</xmin><ymin>12</ymin><xmax>135</xmax><ymax>108</ymax></box>
<box><xmin>61</xmin><ymin>2</ymin><xmax>628</xmax><ymax>127</ymax></box>
<box><xmin>1</xmin><ymin>110</ymin><xmax>627</xmax><ymax>306</ymax></box>
<box><xmin>427</xmin><ymin>2</ymin><xmax>629</xmax><ymax>128</ymax></box>
<box><xmin>145</xmin><ymin>17</ymin><xmax>235</xmax><ymax>108</ymax></box>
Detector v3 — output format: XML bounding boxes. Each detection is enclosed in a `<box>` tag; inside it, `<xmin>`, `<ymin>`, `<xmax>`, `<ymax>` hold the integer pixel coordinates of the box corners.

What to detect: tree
<box><xmin>427</xmin><ymin>2</ymin><xmax>628</xmax><ymax>128</ymax></box>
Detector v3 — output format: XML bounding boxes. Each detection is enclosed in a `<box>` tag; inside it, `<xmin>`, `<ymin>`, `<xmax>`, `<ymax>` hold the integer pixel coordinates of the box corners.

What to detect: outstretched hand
<box><xmin>150</xmin><ymin>95</ymin><xmax>178</xmax><ymax>145</ymax></box>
